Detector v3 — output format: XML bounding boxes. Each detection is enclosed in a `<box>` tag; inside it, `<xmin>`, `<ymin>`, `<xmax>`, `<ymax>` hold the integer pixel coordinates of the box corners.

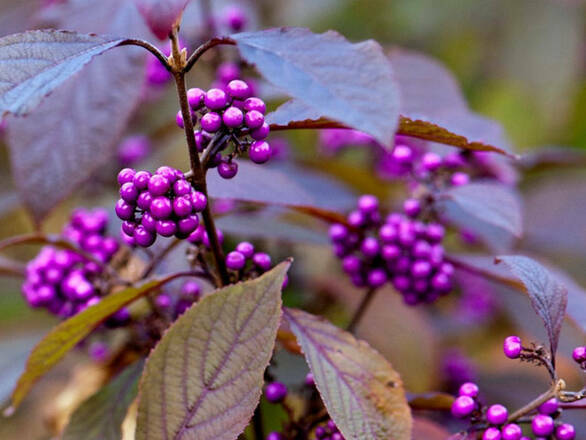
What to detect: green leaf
<box><xmin>4</xmin><ymin>274</ymin><xmax>182</xmax><ymax>414</ymax></box>
<box><xmin>62</xmin><ymin>361</ymin><xmax>144</xmax><ymax>440</ymax></box>
<box><xmin>496</xmin><ymin>255</ymin><xmax>568</xmax><ymax>356</ymax></box>
<box><xmin>283</xmin><ymin>307</ymin><xmax>412</xmax><ymax>440</ymax></box>
<box><xmin>233</xmin><ymin>27</ymin><xmax>399</xmax><ymax>146</ymax></box>
<box><xmin>135</xmin><ymin>261</ymin><xmax>291</xmax><ymax>440</ymax></box>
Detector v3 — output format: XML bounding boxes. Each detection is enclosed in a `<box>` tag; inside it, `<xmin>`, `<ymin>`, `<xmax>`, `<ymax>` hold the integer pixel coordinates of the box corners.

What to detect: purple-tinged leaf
<box><xmin>207</xmin><ymin>161</ymin><xmax>356</xmax><ymax>212</ymax></box>
<box><xmin>283</xmin><ymin>307</ymin><xmax>412</xmax><ymax>440</ymax></box>
<box><xmin>135</xmin><ymin>262</ymin><xmax>290</xmax><ymax>440</ymax></box>
<box><xmin>412</xmin><ymin>417</ymin><xmax>453</xmax><ymax>440</ymax></box>
<box><xmin>7</xmin><ymin>0</ymin><xmax>148</xmax><ymax>225</ymax></box>
<box><xmin>134</xmin><ymin>0</ymin><xmax>189</xmax><ymax>40</ymax></box>
<box><xmin>62</xmin><ymin>361</ymin><xmax>144</xmax><ymax>440</ymax></box>
<box><xmin>389</xmin><ymin>49</ymin><xmax>512</xmax><ymax>155</ymax></box>
<box><xmin>495</xmin><ymin>255</ymin><xmax>568</xmax><ymax>356</ymax></box>
<box><xmin>233</xmin><ymin>27</ymin><xmax>399</xmax><ymax>146</ymax></box>
<box><xmin>0</xmin><ymin>30</ymin><xmax>126</xmax><ymax>116</ymax></box>
<box><xmin>4</xmin><ymin>273</ymin><xmax>184</xmax><ymax>415</ymax></box>
<box><xmin>438</xmin><ymin>182</ymin><xmax>522</xmax><ymax>246</ymax></box>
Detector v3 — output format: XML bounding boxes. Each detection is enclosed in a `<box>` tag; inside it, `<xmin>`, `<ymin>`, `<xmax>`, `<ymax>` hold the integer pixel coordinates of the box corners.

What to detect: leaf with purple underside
<box><xmin>233</xmin><ymin>27</ymin><xmax>399</xmax><ymax>146</ymax></box>
<box><xmin>63</xmin><ymin>361</ymin><xmax>144</xmax><ymax>440</ymax></box>
<box><xmin>283</xmin><ymin>307</ymin><xmax>412</xmax><ymax>440</ymax></box>
<box><xmin>4</xmin><ymin>274</ymin><xmax>181</xmax><ymax>414</ymax></box>
<box><xmin>134</xmin><ymin>0</ymin><xmax>189</xmax><ymax>40</ymax></box>
<box><xmin>135</xmin><ymin>262</ymin><xmax>290</xmax><ymax>440</ymax></box>
<box><xmin>496</xmin><ymin>255</ymin><xmax>567</xmax><ymax>356</ymax></box>
<box><xmin>0</xmin><ymin>30</ymin><xmax>127</xmax><ymax>116</ymax></box>
<box><xmin>438</xmin><ymin>182</ymin><xmax>523</xmax><ymax>244</ymax></box>
<box><xmin>6</xmin><ymin>0</ymin><xmax>148</xmax><ymax>226</ymax></box>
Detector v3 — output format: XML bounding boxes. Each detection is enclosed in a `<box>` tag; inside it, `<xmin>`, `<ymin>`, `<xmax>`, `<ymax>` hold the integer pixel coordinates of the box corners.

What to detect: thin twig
<box><xmin>120</xmin><ymin>39</ymin><xmax>171</xmax><ymax>71</ymax></box>
<box><xmin>507</xmin><ymin>380</ymin><xmax>562</xmax><ymax>423</ymax></box>
<box><xmin>183</xmin><ymin>36</ymin><xmax>235</xmax><ymax>73</ymax></box>
<box><xmin>141</xmin><ymin>239</ymin><xmax>182</xmax><ymax>279</ymax></box>
<box><xmin>346</xmin><ymin>287</ymin><xmax>378</xmax><ymax>333</ymax></box>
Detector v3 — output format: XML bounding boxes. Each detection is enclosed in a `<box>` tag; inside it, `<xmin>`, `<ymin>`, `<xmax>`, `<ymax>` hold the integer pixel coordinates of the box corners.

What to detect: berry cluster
<box><xmin>154</xmin><ymin>280</ymin><xmax>202</xmax><ymax>319</ymax></box>
<box><xmin>311</xmin><ymin>420</ymin><xmax>345</xmax><ymax>440</ymax></box>
<box><xmin>223</xmin><ymin>241</ymin><xmax>289</xmax><ymax>287</ymax></box>
<box><xmin>22</xmin><ymin>209</ymin><xmax>119</xmax><ymax>318</ymax></box>
<box><xmin>451</xmin><ymin>336</ymin><xmax>578</xmax><ymax>440</ymax></box>
<box><xmin>176</xmin><ymin>81</ymin><xmax>272</xmax><ymax>179</ymax></box>
<box><xmin>330</xmin><ymin>194</ymin><xmax>453</xmax><ymax>305</ymax></box>
<box><xmin>115</xmin><ymin>166</ymin><xmax>207</xmax><ymax>247</ymax></box>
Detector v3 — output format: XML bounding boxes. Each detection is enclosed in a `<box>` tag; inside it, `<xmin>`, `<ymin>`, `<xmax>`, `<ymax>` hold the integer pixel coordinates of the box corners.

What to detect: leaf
<box><xmin>135</xmin><ymin>262</ymin><xmax>290</xmax><ymax>440</ymax></box>
<box><xmin>134</xmin><ymin>0</ymin><xmax>189</xmax><ymax>40</ymax></box>
<box><xmin>438</xmin><ymin>182</ymin><xmax>523</xmax><ymax>240</ymax></box>
<box><xmin>233</xmin><ymin>27</ymin><xmax>399</xmax><ymax>146</ymax></box>
<box><xmin>4</xmin><ymin>273</ymin><xmax>182</xmax><ymax>414</ymax></box>
<box><xmin>0</xmin><ymin>30</ymin><xmax>126</xmax><ymax>116</ymax></box>
<box><xmin>7</xmin><ymin>0</ymin><xmax>148</xmax><ymax>225</ymax></box>
<box><xmin>412</xmin><ymin>417</ymin><xmax>452</xmax><ymax>440</ymax></box>
<box><xmin>63</xmin><ymin>361</ymin><xmax>144</xmax><ymax>440</ymax></box>
<box><xmin>207</xmin><ymin>161</ymin><xmax>356</xmax><ymax>212</ymax></box>
<box><xmin>495</xmin><ymin>255</ymin><xmax>568</xmax><ymax>356</ymax></box>
<box><xmin>283</xmin><ymin>307</ymin><xmax>412</xmax><ymax>440</ymax></box>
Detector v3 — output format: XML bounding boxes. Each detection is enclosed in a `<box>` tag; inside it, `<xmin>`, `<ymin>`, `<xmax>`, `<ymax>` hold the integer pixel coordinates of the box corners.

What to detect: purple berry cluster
<box><xmin>223</xmin><ymin>241</ymin><xmax>289</xmax><ymax>287</ymax></box>
<box><xmin>154</xmin><ymin>280</ymin><xmax>202</xmax><ymax>319</ymax></box>
<box><xmin>330</xmin><ymin>194</ymin><xmax>453</xmax><ymax>305</ymax></box>
<box><xmin>312</xmin><ymin>419</ymin><xmax>345</xmax><ymax>440</ymax></box>
<box><xmin>22</xmin><ymin>209</ymin><xmax>119</xmax><ymax>318</ymax></box>
<box><xmin>176</xmin><ymin>80</ymin><xmax>272</xmax><ymax>178</ymax></box>
<box><xmin>115</xmin><ymin>166</ymin><xmax>207</xmax><ymax>247</ymax></box>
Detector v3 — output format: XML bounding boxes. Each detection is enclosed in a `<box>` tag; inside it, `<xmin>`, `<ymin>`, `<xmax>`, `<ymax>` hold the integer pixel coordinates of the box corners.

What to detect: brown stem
<box><xmin>346</xmin><ymin>287</ymin><xmax>378</xmax><ymax>333</ymax></box>
<box><xmin>507</xmin><ymin>380</ymin><xmax>563</xmax><ymax>423</ymax></box>
<box><xmin>120</xmin><ymin>39</ymin><xmax>171</xmax><ymax>71</ymax></box>
<box><xmin>141</xmin><ymin>238</ymin><xmax>182</xmax><ymax>279</ymax></box>
<box><xmin>183</xmin><ymin>36</ymin><xmax>235</xmax><ymax>73</ymax></box>
<box><xmin>170</xmin><ymin>31</ymin><xmax>230</xmax><ymax>286</ymax></box>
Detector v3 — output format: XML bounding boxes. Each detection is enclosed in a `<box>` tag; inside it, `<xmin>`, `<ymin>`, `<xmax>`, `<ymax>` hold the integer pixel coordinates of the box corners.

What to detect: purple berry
<box><xmin>217</xmin><ymin>62</ymin><xmax>240</xmax><ymax>83</ymax></box>
<box><xmin>155</xmin><ymin>293</ymin><xmax>172</xmax><ymax>309</ymax></box>
<box><xmin>342</xmin><ymin>255</ymin><xmax>361</xmax><ymax>274</ymax></box>
<box><xmin>572</xmin><ymin>346</ymin><xmax>586</xmax><ymax>362</ymax></box>
<box><xmin>531</xmin><ymin>414</ymin><xmax>554</xmax><ymax>436</ymax></box>
<box><xmin>187</xmin><ymin>87</ymin><xmax>205</xmax><ymax>109</ymax></box>
<box><xmin>222</xmin><ymin>106</ymin><xmax>244</xmax><ymax>128</ymax></box>
<box><xmin>218</xmin><ymin>161</ymin><xmax>238</xmax><ymax>179</ymax></box>
<box><xmin>266</xmin><ymin>432</ymin><xmax>284</xmax><ymax>440</ymax></box>
<box><xmin>150</xmin><ymin>196</ymin><xmax>173</xmax><ymax>219</ymax></box>
<box><xmin>141</xmin><ymin>212</ymin><xmax>157</xmax><ymax>232</ymax></box>
<box><xmin>451</xmin><ymin>395</ymin><xmax>475</xmax><ymax>418</ymax></box>
<box><xmin>358</xmin><ymin>194</ymin><xmax>379</xmax><ymax>214</ymax></box>
<box><xmin>176</xmin><ymin>110</ymin><xmax>185</xmax><ymax>128</ymax></box>
<box><xmin>329</xmin><ymin>224</ymin><xmax>348</xmax><ymax>242</ymax></box>
<box><xmin>226</xmin><ymin>251</ymin><xmax>246</xmax><ymax>270</ymax></box>
<box><xmin>264</xmin><ymin>382</ymin><xmax>287</xmax><ymax>403</ymax></box>
<box><xmin>201</xmin><ymin>112</ymin><xmax>222</xmax><ymax>132</ymax></box>
<box><xmin>347</xmin><ymin>210</ymin><xmax>366</xmax><ymax>228</ymax></box>
<box><xmin>173</xmin><ymin>179</ymin><xmax>192</xmax><ymax>196</ymax></box>
<box><xmin>191</xmin><ymin>191</ymin><xmax>207</xmax><ymax>212</ymax></box>
<box><xmin>226</xmin><ymin>80</ymin><xmax>251</xmax><ymax>100</ymax></box>
<box><xmin>381</xmin><ymin>244</ymin><xmax>401</xmax><ymax>260</ymax></box>
<box><xmin>134</xmin><ymin>226</ymin><xmax>156</xmax><ymax>247</ymax></box>
<box><xmin>205</xmin><ymin>88</ymin><xmax>229</xmax><ymax>110</ymax></box>
<box><xmin>503</xmin><ymin>336</ymin><xmax>522</xmax><ymax>359</ymax></box>
<box><xmin>148</xmin><ymin>174</ymin><xmax>170</xmax><ymax>196</ymax></box>
<box><xmin>115</xmin><ymin>199</ymin><xmax>134</xmax><ymax>221</ymax></box>
<box><xmin>360</xmin><ymin>237</ymin><xmax>380</xmax><ymax>258</ymax></box>
<box><xmin>253</xmin><ymin>252</ymin><xmax>271</xmax><ymax>271</ymax></box>
<box><xmin>244</xmin><ymin>110</ymin><xmax>264</xmax><ymax>129</ymax></box>
<box><xmin>187</xmin><ymin>224</ymin><xmax>205</xmax><ymax>243</ymax></box>
<box><xmin>173</xmin><ymin>196</ymin><xmax>193</xmax><ymax>218</ymax></box>
<box><xmin>367</xmin><ymin>268</ymin><xmax>387</xmax><ymax>287</ymax></box>
<box><xmin>486</xmin><ymin>404</ymin><xmax>508</xmax><ymax>425</ymax></box>
<box><xmin>458</xmin><ymin>382</ymin><xmax>479</xmax><ymax>398</ymax></box>
<box><xmin>392</xmin><ymin>144</ymin><xmax>414</xmax><ymax>164</ymax></box>
<box><xmin>181</xmin><ymin>280</ymin><xmax>200</xmax><ymax>300</ymax></box>
<box><xmin>451</xmin><ymin>172</ymin><xmax>470</xmax><ymax>186</ymax></box>
<box><xmin>501</xmin><ymin>424</ymin><xmax>522</xmax><ymax>440</ymax></box>
<box><xmin>249</xmin><ymin>141</ymin><xmax>272</xmax><ymax>164</ymax></box>
<box><xmin>556</xmin><ymin>424</ymin><xmax>576</xmax><ymax>440</ymax></box>
<box><xmin>426</xmin><ymin>223</ymin><xmax>445</xmax><ymax>243</ymax></box>
<box><xmin>243</xmin><ymin>97</ymin><xmax>266</xmax><ymax>114</ymax></box>
<box><xmin>403</xmin><ymin>198</ymin><xmax>421</xmax><ymax>218</ymax></box>
<box><xmin>304</xmin><ymin>373</ymin><xmax>315</xmax><ymax>386</ymax></box>
<box><xmin>133</xmin><ymin>170</ymin><xmax>151</xmax><ymax>190</ymax></box>
<box><xmin>224</xmin><ymin>4</ymin><xmax>247</xmax><ymax>31</ymax></box>
<box><xmin>537</xmin><ymin>397</ymin><xmax>558</xmax><ymax>414</ymax></box>
<box><xmin>120</xmin><ymin>182</ymin><xmax>139</xmax><ymax>203</ymax></box>
<box><xmin>421</xmin><ymin>152</ymin><xmax>443</xmax><ymax>171</ymax></box>
<box><xmin>235</xmin><ymin>242</ymin><xmax>254</xmax><ymax>259</ymax></box>
<box><xmin>483</xmin><ymin>427</ymin><xmax>502</xmax><ymax>440</ymax></box>
<box><xmin>250</xmin><ymin>122</ymin><xmax>270</xmax><ymax>140</ymax></box>
<box><xmin>156</xmin><ymin>220</ymin><xmax>177</xmax><ymax>237</ymax></box>
<box><xmin>117</xmin><ymin>168</ymin><xmax>136</xmax><ymax>185</ymax></box>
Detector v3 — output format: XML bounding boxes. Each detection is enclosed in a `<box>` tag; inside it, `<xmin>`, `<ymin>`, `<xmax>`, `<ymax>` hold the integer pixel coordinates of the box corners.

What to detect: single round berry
<box><xmin>531</xmin><ymin>414</ymin><xmax>554</xmax><ymax>437</ymax></box>
<box><xmin>451</xmin><ymin>172</ymin><xmax>470</xmax><ymax>186</ymax></box>
<box><xmin>501</xmin><ymin>424</ymin><xmax>522</xmax><ymax>440</ymax></box>
<box><xmin>503</xmin><ymin>336</ymin><xmax>522</xmax><ymax>359</ymax></box>
<box><xmin>249</xmin><ymin>141</ymin><xmax>272</xmax><ymax>164</ymax></box>
<box><xmin>358</xmin><ymin>194</ymin><xmax>379</xmax><ymax>214</ymax></box>
<box><xmin>253</xmin><ymin>252</ymin><xmax>271</xmax><ymax>271</ymax></box>
<box><xmin>222</xmin><ymin>106</ymin><xmax>244</xmax><ymax>128</ymax></box>
<box><xmin>426</xmin><ymin>223</ymin><xmax>445</xmax><ymax>243</ymax></box>
<box><xmin>250</xmin><ymin>122</ymin><xmax>270</xmax><ymax>140</ymax></box>
<box><xmin>173</xmin><ymin>196</ymin><xmax>193</xmax><ymax>217</ymax></box>
<box><xmin>177</xmin><ymin>215</ymin><xmax>199</xmax><ymax>236</ymax></box>
<box><xmin>191</xmin><ymin>191</ymin><xmax>207</xmax><ymax>212</ymax></box>
<box><xmin>556</xmin><ymin>423</ymin><xmax>576</xmax><ymax>440</ymax></box>
<box><xmin>115</xmin><ymin>199</ymin><xmax>134</xmax><ymax>221</ymax></box>
<box><xmin>347</xmin><ymin>210</ymin><xmax>365</xmax><ymax>228</ymax></box>
<box><xmin>392</xmin><ymin>144</ymin><xmax>414</xmax><ymax>164</ymax></box>
<box><xmin>133</xmin><ymin>170</ymin><xmax>151</xmax><ymax>190</ymax></box>
<box><xmin>150</xmin><ymin>196</ymin><xmax>173</xmax><ymax>219</ymax></box>
<box><xmin>235</xmin><ymin>242</ymin><xmax>254</xmax><ymax>259</ymax></box>
<box><xmin>537</xmin><ymin>398</ymin><xmax>558</xmax><ymax>414</ymax></box>
<box><xmin>141</xmin><ymin>212</ymin><xmax>157</xmax><ymax>232</ymax></box>
<box><xmin>218</xmin><ymin>161</ymin><xmax>238</xmax><ymax>179</ymax></box>
<box><xmin>266</xmin><ymin>432</ymin><xmax>284</xmax><ymax>440</ymax></box>
<box><xmin>486</xmin><ymin>404</ymin><xmax>508</xmax><ymax>425</ymax></box>
<box><xmin>224</xmin><ymin>4</ymin><xmax>247</xmax><ymax>31</ymax></box>
<box><xmin>117</xmin><ymin>168</ymin><xmax>136</xmax><ymax>185</ymax></box>
<box><xmin>451</xmin><ymin>395</ymin><xmax>475</xmax><ymax>418</ymax></box>
<box><xmin>155</xmin><ymin>293</ymin><xmax>172</xmax><ymax>309</ymax></box>
<box><xmin>226</xmin><ymin>251</ymin><xmax>246</xmax><ymax>270</ymax></box>
<box><xmin>483</xmin><ymin>427</ymin><xmax>502</xmax><ymax>440</ymax></box>
<box><xmin>204</xmin><ymin>88</ymin><xmax>229</xmax><ymax>110</ymax></box>
<box><xmin>367</xmin><ymin>268</ymin><xmax>387</xmax><ymax>287</ymax></box>
<box><xmin>421</xmin><ymin>152</ymin><xmax>443</xmax><ymax>171</ymax></box>
<box><xmin>148</xmin><ymin>174</ymin><xmax>170</xmax><ymax>196</ymax></box>
<box><xmin>176</xmin><ymin>110</ymin><xmax>185</xmax><ymax>128</ymax></box>
<box><xmin>244</xmin><ymin>110</ymin><xmax>264</xmax><ymax>129</ymax></box>
<box><xmin>187</xmin><ymin>87</ymin><xmax>205</xmax><ymax>109</ymax></box>
<box><xmin>304</xmin><ymin>373</ymin><xmax>315</xmax><ymax>387</ymax></box>
<box><xmin>342</xmin><ymin>255</ymin><xmax>361</xmax><ymax>274</ymax></box>
<box><xmin>119</xmin><ymin>182</ymin><xmax>138</xmax><ymax>203</ymax></box>
<box><xmin>201</xmin><ymin>112</ymin><xmax>222</xmax><ymax>132</ymax></box>
<box><xmin>329</xmin><ymin>224</ymin><xmax>348</xmax><ymax>242</ymax></box>
<box><xmin>403</xmin><ymin>198</ymin><xmax>421</xmax><ymax>218</ymax></box>
<box><xmin>264</xmin><ymin>382</ymin><xmax>287</xmax><ymax>403</ymax></box>
<box><xmin>156</xmin><ymin>220</ymin><xmax>177</xmax><ymax>237</ymax></box>
<box><xmin>243</xmin><ymin>97</ymin><xmax>266</xmax><ymax>114</ymax></box>
<box><xmin>226</xmin><ymin>80</ymin><xmax>251</xmax><ymax>100</ymax></box>
<box><xmin>134</xmin><ymin>226</ymin><xmax>156</xmax><ymax>247</ymax></box>
<box><xmin>458</xmin><ymin>382</ymin><xmax>479</xmax><ymax>398</ymax></box>
<box><xmin>572</xmin><ymin>346</ymin><xmax>586</xmax><ymax>362</ymax></box>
